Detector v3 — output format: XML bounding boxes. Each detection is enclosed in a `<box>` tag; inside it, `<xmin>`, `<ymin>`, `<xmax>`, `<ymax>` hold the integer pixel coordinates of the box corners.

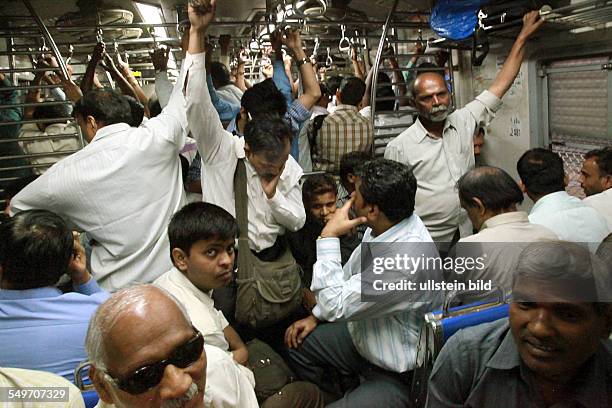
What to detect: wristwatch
<box><xmin>296</xmin><ymin>57</ymin><xmax>310</xmax><ymax>68</ymax></box>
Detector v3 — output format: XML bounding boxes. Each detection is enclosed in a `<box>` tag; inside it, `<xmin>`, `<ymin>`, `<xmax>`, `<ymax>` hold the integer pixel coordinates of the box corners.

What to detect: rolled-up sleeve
<box><xmin>464</xmin><ymin>90</ymin><xmax>502</xmax><ymax>128</ymax></box>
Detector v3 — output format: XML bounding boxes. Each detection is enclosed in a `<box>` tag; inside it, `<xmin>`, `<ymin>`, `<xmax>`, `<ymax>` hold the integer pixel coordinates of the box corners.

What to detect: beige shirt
<box><xmin>18</xmin><ymin>122</ymin><xmax>81</xmax><ymax>174</ymax></box>
<box><xmin>0</xmin><ymin>367</ymin><xmax>85</xmax><ymax>408</ymax></box>
<box><xmin>455</xmin><ymin>212</ymin><xmax>558</xmax><ymax>303</ymax></box>
<box><xmin>583</xmin><ymin>188</ymin><xmax>612</xmax><ymax>232</ymax></box>
<box><xmin>384</xmin><ymin>91</ymin><xmax>502</xmax><ymax>242</ymax></box>
<box><xmin>154</xmin><ymin>267</ymin><xmax>230</xmax><ymax>351</ymax></box>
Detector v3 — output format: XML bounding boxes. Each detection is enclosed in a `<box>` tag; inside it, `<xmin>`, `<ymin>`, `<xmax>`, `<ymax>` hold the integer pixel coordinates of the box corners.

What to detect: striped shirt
<box><xmin>311</xmin><ymin>104</ymin><xmax>373</xmax><ymax>173</ymax></box>
<box><xmin>311</xmin><ymin>215</ymin><xmax>443</xmax><ymax>373</ymax></box>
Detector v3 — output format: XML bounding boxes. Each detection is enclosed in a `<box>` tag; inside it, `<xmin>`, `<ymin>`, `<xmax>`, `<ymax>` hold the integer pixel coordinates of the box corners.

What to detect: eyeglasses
<box><xmin>104</xmin><ymin>327</ymin><xmax>204</xmax><ymax>395</ymax></box>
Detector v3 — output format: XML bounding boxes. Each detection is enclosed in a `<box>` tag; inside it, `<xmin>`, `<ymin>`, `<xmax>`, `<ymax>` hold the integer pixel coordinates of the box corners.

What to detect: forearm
<box><xmin>81</xmin><ymin>58</ymin><xmax>98</xmax><ymax>93</ymax></box>
<box><xmin>122</xmin><ymin>68</ymin><xmax>149</xmax><ymax>107</ymax></box>
<box><xmin>224</xmin><ymin>326</ymin><xmax>248</xmax><ymax>365</ymax></box>
<box><xmin>107</xmin><ymin>69</ymin><xmax>138</xmax><ymax>99</ymax></box>
<box><xmin>361</xmin><ymin>66</ymin><xmax>374</xmax><ymax>108</ymax></box>
<box><xmin>390</xmin><ymin>59</ymin><xmax>408</xmax><ymax>106</ymax></box>
<box><xmin>294</xmin><ymin>48</ymin><xmax>321</xmax><ymax>110</ymax></box>
<box><xmin>488</xmin><ymin>36</ymin><xmax>527</xmax><ymax>99</ymax></box>
<box><xmin>352</xmin><ymin>59</ymin><xmax>364</xmax><ymax>80</ymax></box>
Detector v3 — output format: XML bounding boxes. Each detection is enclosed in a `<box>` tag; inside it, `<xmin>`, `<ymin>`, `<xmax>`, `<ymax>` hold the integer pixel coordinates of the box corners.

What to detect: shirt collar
<box><xmin>530</xmin><ymin>191</ymin><xmax>568</xmax><ymax>214</ymax></box>
<box><xmin>486</xmin><ymin>326</ymin><xmax>522</xmax><ymax>370</ymax></box>
<box><xmin>413</xmin><ymin>117</ymin><xmax>455</xmax><ymax>144</ymax></box>
<box><xmin>0</xmin><ymin>286</ymin><xmax>62</xmax><ymax>300</ymax></box>
<box><xmin>364</xmin><ymin>215</ymin><xmax>415</xmax><ymax>242</ymax></box>
<box><xmin>334</xmin><ymin>104</ymin><xmax>358</xmax><ymax>112</ymax></box>
<box><xmin>168</xmin><ymin>267</ymin><xmax>215</xmax><ymax>308</ymax></box>
<box><xmin>486</xmin><ymin>326</ymin><xmax>612</xmax><ymax>407</ymax></box>
<box><xmin>481</xmin><ymin>211</ymin><xmax>529</xmax><ymax>230</ymax></box>
<box><xmin>91</xmin><ymin>123</ymin><xmax>131</xmax><ymax>143</ymax></box>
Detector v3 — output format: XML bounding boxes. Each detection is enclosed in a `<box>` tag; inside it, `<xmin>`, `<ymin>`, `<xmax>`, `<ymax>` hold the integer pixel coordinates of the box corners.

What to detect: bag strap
<box><xmin>233</xmin><ymin>159</ymin><xmax>253</xmax><ymax>281</ymax></box>
<box><xmin>233</xmin><ymin>158</ymin><xmax>249</xmax><ymax>237</ymax></box>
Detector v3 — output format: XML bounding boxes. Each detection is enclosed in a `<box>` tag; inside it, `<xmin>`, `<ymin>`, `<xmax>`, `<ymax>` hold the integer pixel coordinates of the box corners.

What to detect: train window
<box><xmin>542</xmin><ymin>55</ymin><xmax>612</xmax><ymax>197</ymax></box>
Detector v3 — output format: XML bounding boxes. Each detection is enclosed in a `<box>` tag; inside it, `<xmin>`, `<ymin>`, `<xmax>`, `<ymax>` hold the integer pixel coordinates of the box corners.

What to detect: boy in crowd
<box><xmin>288</xmin><ymin>174</ymin><xmax>360</xmax><ymax>288</ymax></box>
<box><xmin>154</xmin><ymin>202</ymin><xmax>323</xmax><ymax>408</ymax></box>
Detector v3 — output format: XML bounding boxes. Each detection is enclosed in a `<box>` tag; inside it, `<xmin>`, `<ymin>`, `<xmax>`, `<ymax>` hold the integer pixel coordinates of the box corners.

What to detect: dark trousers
<box><xmin>286</xmin><ymin>322</ymin><xmax>413</xmax><ymax>408</ymax></box>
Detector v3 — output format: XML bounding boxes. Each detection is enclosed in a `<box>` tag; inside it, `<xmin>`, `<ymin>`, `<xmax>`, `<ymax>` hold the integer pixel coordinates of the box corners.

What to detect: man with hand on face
<box><xmin>426</xmin><ymin>241</ymin><xmax>612</xmax><ymax>408</ymax></box>
<box><xmin>184</xmin><ymin>1</ymin><xmax>306</xmax><ymax>331</ymax></box>
<box><xmin>385</xmin><ymin>12</ymin><xmax>544</xmax><ymax>253</ymax></box>
<box><xmin>284</xmin><ymin>159</ymin><xmax>442</xmax><ymax>408</ymax></box>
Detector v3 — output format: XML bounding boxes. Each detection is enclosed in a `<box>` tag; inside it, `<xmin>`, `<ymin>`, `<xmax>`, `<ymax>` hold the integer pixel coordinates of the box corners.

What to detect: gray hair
<box><xmin>85</xmin><ymin>284</ymin><xmax>191</xmax><ymax>371</ymax></box>
<box><xmin>514</xmin><ymin>240</ymin><xmax>612</xmax><ymax>304</ymax></box>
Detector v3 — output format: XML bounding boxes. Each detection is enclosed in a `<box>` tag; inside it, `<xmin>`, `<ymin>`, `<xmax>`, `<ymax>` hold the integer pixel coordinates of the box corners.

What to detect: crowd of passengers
<box><xmin>0</xmin><ymin>2</ymin><xmax>611</xmax><ymax>407</ymax></box>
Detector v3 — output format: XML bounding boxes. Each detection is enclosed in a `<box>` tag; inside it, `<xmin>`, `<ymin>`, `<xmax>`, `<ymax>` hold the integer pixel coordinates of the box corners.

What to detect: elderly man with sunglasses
<box><xmin>88</xmin><ymin>284</ymin><xmax>263</xmax><ymax>408</ymax></box>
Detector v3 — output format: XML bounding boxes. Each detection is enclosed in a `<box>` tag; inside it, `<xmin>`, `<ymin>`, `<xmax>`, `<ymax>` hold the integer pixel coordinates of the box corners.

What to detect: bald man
<box><xmin>87</xmin><ymin>284</ymin><xmax>274</xmax><ymax>408</ymax></box>
<box><xmin>86</xmin><ymin>285</ymin><xmax>207</xmax><ymax>408</ymax></box>
<box><xmin>385</xmin><ymin>12</ymin><xmax>544</xmax><ymax>253</ymax></box>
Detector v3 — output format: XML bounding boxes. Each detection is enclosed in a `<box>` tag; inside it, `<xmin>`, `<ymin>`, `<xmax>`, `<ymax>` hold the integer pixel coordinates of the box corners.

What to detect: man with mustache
<box><xmin>385</xmin><ymin>12</ymin><xmax>544</xmax><ymax>255</ymax></box>
<box><xmin>426</xmin><ymin>241</ymin><xmax>612</xmax><ymax>407</ymax></box>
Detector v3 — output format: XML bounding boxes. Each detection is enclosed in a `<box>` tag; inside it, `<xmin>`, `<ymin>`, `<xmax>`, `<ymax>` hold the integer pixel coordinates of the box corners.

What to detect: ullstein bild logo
<box><xmin>371</xmin><ymin>278</ymin><xmax>493</xmax><ymax>292</ymax></box>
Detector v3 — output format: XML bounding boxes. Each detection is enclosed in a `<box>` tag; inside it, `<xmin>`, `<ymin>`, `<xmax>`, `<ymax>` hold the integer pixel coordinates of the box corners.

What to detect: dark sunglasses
<box><xmin>105</xmin><ymin>327</ymin><xmax>204</xmax><ymax>395</ymax></box>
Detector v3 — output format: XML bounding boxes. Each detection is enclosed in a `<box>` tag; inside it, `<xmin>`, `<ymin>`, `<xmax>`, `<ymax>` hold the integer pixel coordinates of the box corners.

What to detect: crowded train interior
<box><xmin>0</xmin><ymin>0</ymin><xmax>611</xmax><ymax>407</ymax></box>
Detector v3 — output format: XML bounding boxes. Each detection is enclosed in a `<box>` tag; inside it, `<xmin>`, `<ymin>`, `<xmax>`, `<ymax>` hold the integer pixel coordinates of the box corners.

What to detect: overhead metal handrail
<box><xmin>370</xmin><ymin>0</ymin><xmax>399</xmax><ymax>130</ymax></box>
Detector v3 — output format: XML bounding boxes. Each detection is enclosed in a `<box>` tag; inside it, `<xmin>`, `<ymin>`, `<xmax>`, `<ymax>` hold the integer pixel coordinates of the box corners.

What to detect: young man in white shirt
<box><xmin>581</xmin><ymin>147</ymin><xmax>612</xmax><ymax>231</ymax></box>
<box><xmin>517</xmin><ymin>148</ymin><xmax>609</xmax><ymax>252</ymax></box>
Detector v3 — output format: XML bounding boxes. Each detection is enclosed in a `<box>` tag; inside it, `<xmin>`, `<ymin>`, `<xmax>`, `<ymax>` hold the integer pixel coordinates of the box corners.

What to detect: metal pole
<box><xmin>22</xmin><ymin>0</ymin><xmax>69</xmax><ymax>81</ymax></box>
<box><xmin>370</xmin><ymin>0</ymin><xmax>400</xmax><ymax>133</ymax></box>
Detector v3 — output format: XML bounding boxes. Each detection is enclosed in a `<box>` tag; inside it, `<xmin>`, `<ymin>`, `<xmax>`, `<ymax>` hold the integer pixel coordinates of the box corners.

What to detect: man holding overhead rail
<box><xmin>385</xmin><ymin>11</ymin><xmax>544</xmax><ymax>253</ymax></box>
<box><xmin>9</xmin><ymin>4</ymin><xmax>205</xmax><ymax>291</ymax></box>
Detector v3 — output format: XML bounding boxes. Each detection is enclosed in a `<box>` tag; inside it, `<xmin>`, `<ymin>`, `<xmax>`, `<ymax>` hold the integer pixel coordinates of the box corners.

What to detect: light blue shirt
<box><xmin>529</xmin><ymin>191</ymin><xmax>610</xmax><ymax>252</ymax></box>
<box><xmin>0</xmin><ymin>279</ymin><xmax>109</xmax><ymax>382</ymax></box>
<box><xmin>311</xmin><ymin>214</ymin><xmax>443</xmax><ymax>373</ymax></box>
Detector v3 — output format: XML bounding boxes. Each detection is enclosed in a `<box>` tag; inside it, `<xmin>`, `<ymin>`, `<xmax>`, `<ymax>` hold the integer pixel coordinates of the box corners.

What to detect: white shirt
<box><xmin>18</xmin><ymin>122</ymin><xmax>81</xmax><ymax>173</ymax></box>
<box><xmin>384</xmin><ymin>91</ymin><xmax>502</xmax><ymax>242</ymax></box>
<box><xmin>312</xmin><ymin>214</ymin><xmax>443</xmax><ymax>373</ymax></box>
<box><xmin>155</xmin><ymin>267</ymin><xmax>230</xmax><ymax>350</ymax></box>
<box><xmin>11</xmin><ymin>54</ymin><xmax>194</xmax><ymax>292</ymax></box>
<box><xmin>583</xmin><ymin>188</ymin><xmax>612</xmax><ymax>232</ymax></box>
<box><xmin>95</xmin><ymin>345</ymin><xmax>258</xmax><ymax>408</ymax></box>
<box><xmin>529</xmin><ymin>191</ymin><xmax>610</xmax><ymax>252</ymax></box>
<box><xmin>456</xmin><ymin>212</ymin><xmax>559</xmax><ymax>303</ymax></box>
<box><xmin>217</xmin><ymin>84</ymin><xmax>244</xmax><ymax>106</ymax></box>
<box><xmin>185</xmin><ymin>53</ymin><xmax>306</xmax><ymax>252</ymax></box>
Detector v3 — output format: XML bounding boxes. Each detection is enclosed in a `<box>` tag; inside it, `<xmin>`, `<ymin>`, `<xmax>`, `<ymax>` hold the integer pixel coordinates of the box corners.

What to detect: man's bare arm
<box><xmin>488</xmin><ymin>11</ymin><xmax>544</xmax><ymax>99</ymax></box>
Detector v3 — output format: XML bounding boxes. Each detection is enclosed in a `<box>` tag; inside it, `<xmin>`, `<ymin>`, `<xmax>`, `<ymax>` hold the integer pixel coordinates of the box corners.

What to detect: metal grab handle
<box><xmin>338</xmin><ymin>25</ymin><xmax>351</xmax><ymax>52</ymax></box>
<box><xmin>313</xmin><ymin>36</ymin><xmax>320</xmax><ymax>57</ymax></box>
<box><xmin>74</xmin><ymin>360</ymin><xmax>94</xmax><ymax>391</ymax></box>
<box><xmin>442</xmin><ymin>285</ymin><xmax>506</xmax><ymax>318</ymax></box>
<box><xmin>325</xmin><ymin>47</ymin><xmax>332</xmax><ymax>67</ymax></box>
